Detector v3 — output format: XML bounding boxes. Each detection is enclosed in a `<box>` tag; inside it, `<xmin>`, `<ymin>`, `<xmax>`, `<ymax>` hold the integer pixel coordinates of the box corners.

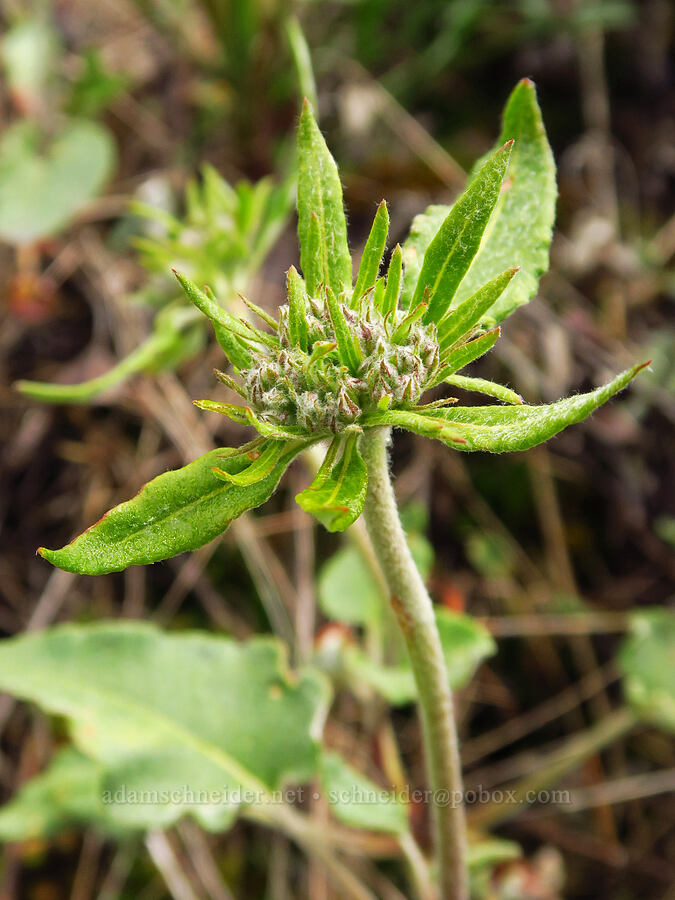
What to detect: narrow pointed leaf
<box><xmin>240</xmin><ymin>296</ymin><xmax>279</xmax><ymax>331</ymax></box>
<box><xmin>413</xmin><ymin>141</ymin><xmax>513</xmax><ymax>324</ymax></box>
<box><xmin>193</xmin><ymin>399</ymin><xmax>250</xmax><ymax>424</ymax></box>
<box><xmin>244</xmin><ymin>408</ymin><xmax>308</xmax><ymax>440</ymax></box>
<box><xmin>445</xmin><ymin>374</ymin><xmax>523</xmax><ymax>405</ymax></box>
<box><xmin>214</xmin><ymin>369</ymin><xmax>247</xmax><ymax>397</ymax></box>
<box><xmin>352</xmin><ymin>200</ymin><xmax>389</xmax><ymax>304</ymax></box>
<box><xmin>371</xmin><ymin>363</ymin><xmax>646</xmax><ymax>453</ymax></box>
<box><xmin>381</xmin><ymin>243</ymin><xmax>402</xmax><ymax>316</ymax></box>
<box><xmin>173</xmin><ymin>270</ymin><xmax>276</xmax><ymax>349</ymax></box>
<box><xmin>373</xmin><ymin>277</ymin><xmax>385</xmax><ymax>313</ymax></box>
<box><xmin>296</xmin><ymin>434</ymin><xmax>367</xmax><ymax>532</ymax></box>
<box><xmin>399</xmin><ymin>205</ymin><xmax>448</xmax><ymax>309</ymax></box>
<box><xmin>391</xmin><ymin>301</ymin><xmax>427</xmax><ymax>344</ymax></box>
<box><xmin>213</xmin><ymin>440</ymin><xmax>288</xmax><ymax>486</ymax></box>
<box><xmin>213</xmin><ymin>324</ymin><xmax>253</xmax><ymax>370</ymax></box>
<box><xmin>438</xmin><ymin>328</ymin><xmax>500</xmax><ymax>377</ymax></box>
<box><xmin>438</xmin><ymin>268</ymin><xmax>518</xmax><ymax>350</ymax></box>
<box><xmin>306</xmin><ymin>340</ymin><xmax>338</xmax><ymax>371</ymax></box>
<box><xmin>363</xmin><ymin>409</ymin><xmax>469</xmax><ymax>449</ymax></box>
<box><xmin>39</xmin><ymin>442</ymin><xmax>309</xmax><ymax>574</ymax></box>
<box><xmin>325</xmin><ymin>287</ymin><xmax>362</xmax><ymax>373</ymax></box>
<box><xmin>453</xmin><ymin>79</ymin><xmax>557</xmax><ymax>323</ymax></box>
<box><xmin>287</xmin><ymin>265</ymin><xmax>309</xmax><ymax>351</ymax></box>
<box><xmin>0</xmin><ymin>623</ymin><xmax>329</xmax><ymax>832</ymax></box>
<box><xmin>297</xmin><ymin>100</ymin><xmax>351</xmax><ymax>294</ymax></box>
<box><xmin>303</xmin><ymin>211</ymin><xmax>324</xmax><ymax>296</ymax></box>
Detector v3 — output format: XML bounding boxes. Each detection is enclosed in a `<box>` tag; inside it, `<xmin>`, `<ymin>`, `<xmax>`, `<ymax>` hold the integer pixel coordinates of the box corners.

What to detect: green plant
<box><xmin>2</xmin><ymin>81</ymin><xmax>653</xmax><ymax>899</ymax></box>
<box><xmin>15</xmin><ymin>164</ymin><xmax>292</xmax><ymax>403</ymax></box>
<box><xmin>0</xmin><ymin>11</ymin><xmax>117</xmax><ymax>245</ymax></box>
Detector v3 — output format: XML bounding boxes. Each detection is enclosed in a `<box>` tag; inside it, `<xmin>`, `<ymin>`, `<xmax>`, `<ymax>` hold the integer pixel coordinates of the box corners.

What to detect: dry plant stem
<box><xmin>245</xmin><ymin>805</ymin><xmax>377</xmax><ymax>900</ymax></box>
<box><xmin>360</xmin><ymin>427</ymin><xmax>468</xmax><ymax>900</ymax></box>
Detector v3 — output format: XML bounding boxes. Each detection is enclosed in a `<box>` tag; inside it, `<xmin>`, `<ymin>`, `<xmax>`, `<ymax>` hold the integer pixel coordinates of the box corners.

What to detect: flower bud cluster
<box><xmin>237</xmin><ymin>291</ymin><xmax>440</xmax><ymax>435</ymax></box>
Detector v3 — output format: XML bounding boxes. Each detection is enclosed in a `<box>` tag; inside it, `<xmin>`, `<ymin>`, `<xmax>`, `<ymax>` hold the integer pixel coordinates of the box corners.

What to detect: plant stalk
<box><xmin>360</xmin><ymin>427</ymin><xmax>468</xmax><ymax>900</ymax></box>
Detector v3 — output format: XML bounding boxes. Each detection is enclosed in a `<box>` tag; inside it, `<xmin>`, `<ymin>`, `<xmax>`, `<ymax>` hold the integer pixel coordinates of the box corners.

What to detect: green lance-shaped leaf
<box><xmin>213</xmin><ymin>324</ymin><xmax>253</xmax><ymax>370</ymax></box>
<box><xmin>0</xmin><ymin>623</ymin><xmax>329</xmax><ymax>832</ymax></box>
<box><xmin>15</xmin><ymin>306</ymin><xmax>204</xmax><ymax>404</ymax></box>
<box><xmin>193</xmin><ymin>399</ymin><xmax>250</xmax><ymax>425</ymax></box>
<box><xmin>453</xmin><ymin>79</ymin><xmax>557</xmax><ymax>323</ymax></box>
<box><xmin>352</xmin><ymin>200</ymin><xmax>389</xmax><ymax>304</ymax></box>
<box><xmin>390</xmin><ymin>301</ymin><xmax>428</xmax><ymax>345</ymax></box>
<box><xmin>434</xmin><ymin>328</ymin><xmax>500</xmax><ymax>381</ymax></box>
<box><xmin>618</xmin><ymin>608</ymin><xmax>675</xmax><ymax>733</ymax></box>
<box><xmin>303</xmin><ymin>211</ymin><xmax>324</xmax><ymax>297</ymax></box>
<box><xmin>381</xmin><ymin>243</ymin><xmax>402</xmax><ymax>316</ymax></box>
<box><xmin>319</xmin><ymin>751</ymin><xmax>408</xmax><ymax>835</ymax></box>
<box><xmin>413</xmin><ymin>141</ymin><xmax>513</xmax><ymax>324</ymax></box>
<box><xmin>296</xmin><ymin>434</ymin><xmax>368</xmax><ymax>532</ymax></box>
<box><xmin>297</xmin><ymin>100</ymin><xmax>352</xmax><ymax>295</ymax></box>
<box><xmin>343</xmin><ymin>609</ymin><xmax>496</xmax><ymax>706</ymax></box>
<box><xmin>173</xmin><ymin>270</ymin><xmax>276</xmax><ymax>350</ymax></box>
<box><xmin>437</xmin><ymin>267</ymin><xmax>518</xmax><ymax>351</ymax></box>
<box><xmin>373</xmin><ymin>276</ymin><xmax>385</xmax><ymax>313</ymax></box>
<box><xmin>212</xmin><ymin>439</ymin><xmax>289</xmax><ymax>486</ymax></box>
<box><xmin>371</xmin><ymin>362</ymin><xmax>647</xmax><ymax>453</ymax></box>
<box><xmin>400</xmin><ymin>205</ymin><xmax>448</xmax><ymax>310</ymax></box>
<box><xmin>287</xmin><ymin>265</ymin><xmax>309</xmax><ymax>351</ymax></box>
<box><xmin>325</xmin><ymin>286</ymin><xmax>362</xmax><ymax>373</ymax></box>
<box><xmin>0</xmin><ymin>748</ymin><xmax>123</xmax><ymax>841</ymax></box>
<box><xmin>445</xmin><ymin>374</ymin><xmax>523</xmax><ymax>405</ymax></box>
<box><xmin>39</xmin><ymin>441</ymin><xmax>309</xmax><ymax>574</ymax></box>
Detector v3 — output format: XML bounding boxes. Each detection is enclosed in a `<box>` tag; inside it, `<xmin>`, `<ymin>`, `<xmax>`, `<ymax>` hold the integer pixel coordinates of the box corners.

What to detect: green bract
<box><xmin>39</xmin><ymin>83</ymin><xmax>646</xmax><ymax>575</ymax></box>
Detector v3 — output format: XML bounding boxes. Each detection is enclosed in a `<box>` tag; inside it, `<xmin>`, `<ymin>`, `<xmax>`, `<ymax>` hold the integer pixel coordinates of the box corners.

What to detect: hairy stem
<box><xmin>360</xmin><ymin>427</ymin><xmax>468</xmax><ymax>900</ymax></box>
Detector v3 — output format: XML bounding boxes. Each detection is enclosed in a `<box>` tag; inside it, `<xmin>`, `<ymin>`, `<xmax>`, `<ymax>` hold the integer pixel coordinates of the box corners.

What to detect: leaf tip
<box><xmin>518</xmin><ymin>77</ymin><xmax>535</xmax><ymax>88</ymax></box>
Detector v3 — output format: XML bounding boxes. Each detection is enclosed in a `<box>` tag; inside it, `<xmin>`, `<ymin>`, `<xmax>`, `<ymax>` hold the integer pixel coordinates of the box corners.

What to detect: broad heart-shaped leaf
<box><xmin>618</xmin><ymin>609</ymin><xmax>675</xmax><ymax>733</ymax></box>
<box><xmin>319</xmin><ymin>751</ymin><xmax>407</xmax><ymax>835</ymax></box>
<box><xmin>0</xmin><ymin>748</ymin><xmax>126</xmax><ymax>840</ymax></box>
<box><xmin>296</xmin><ymin>435</ymin><xmax>367</xmax><ymax>532</ymax></box>
<box><xmin>0</xmin><ymin>119</ymin><xmax>115</xmax><ymax>244</ymax></box>
<box><xmin>40</xmin><ymin>441</ymin><xmax>310</xmax><ymax>574</ymax></box>
<box><xmin>297</xmin><ymin>100</ymin><xmax>351</xmax><ymax>295</ymax></box>
<box><xmin>452</xmin><ymin>79</ymin><xmax>557</xmax><ymax>323</ymax></box>
<box><xmin>368</xmin><ymin>363</ymin><xmax>647</xmax><ymax>453</ymax></box>
<box><xmin>0</xmin><ymin>622</ymin><xmax>330</xmax><ymax>832</ymax></box>
<box><xmin>343</xmin><ymin>609</ymin><xmax>496</xmax><ymax>706</ymax></box>
<box><xmin>414</xmin><ymin>141</ymin><xmax>513</xmax><ymax>324</ymax></box>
